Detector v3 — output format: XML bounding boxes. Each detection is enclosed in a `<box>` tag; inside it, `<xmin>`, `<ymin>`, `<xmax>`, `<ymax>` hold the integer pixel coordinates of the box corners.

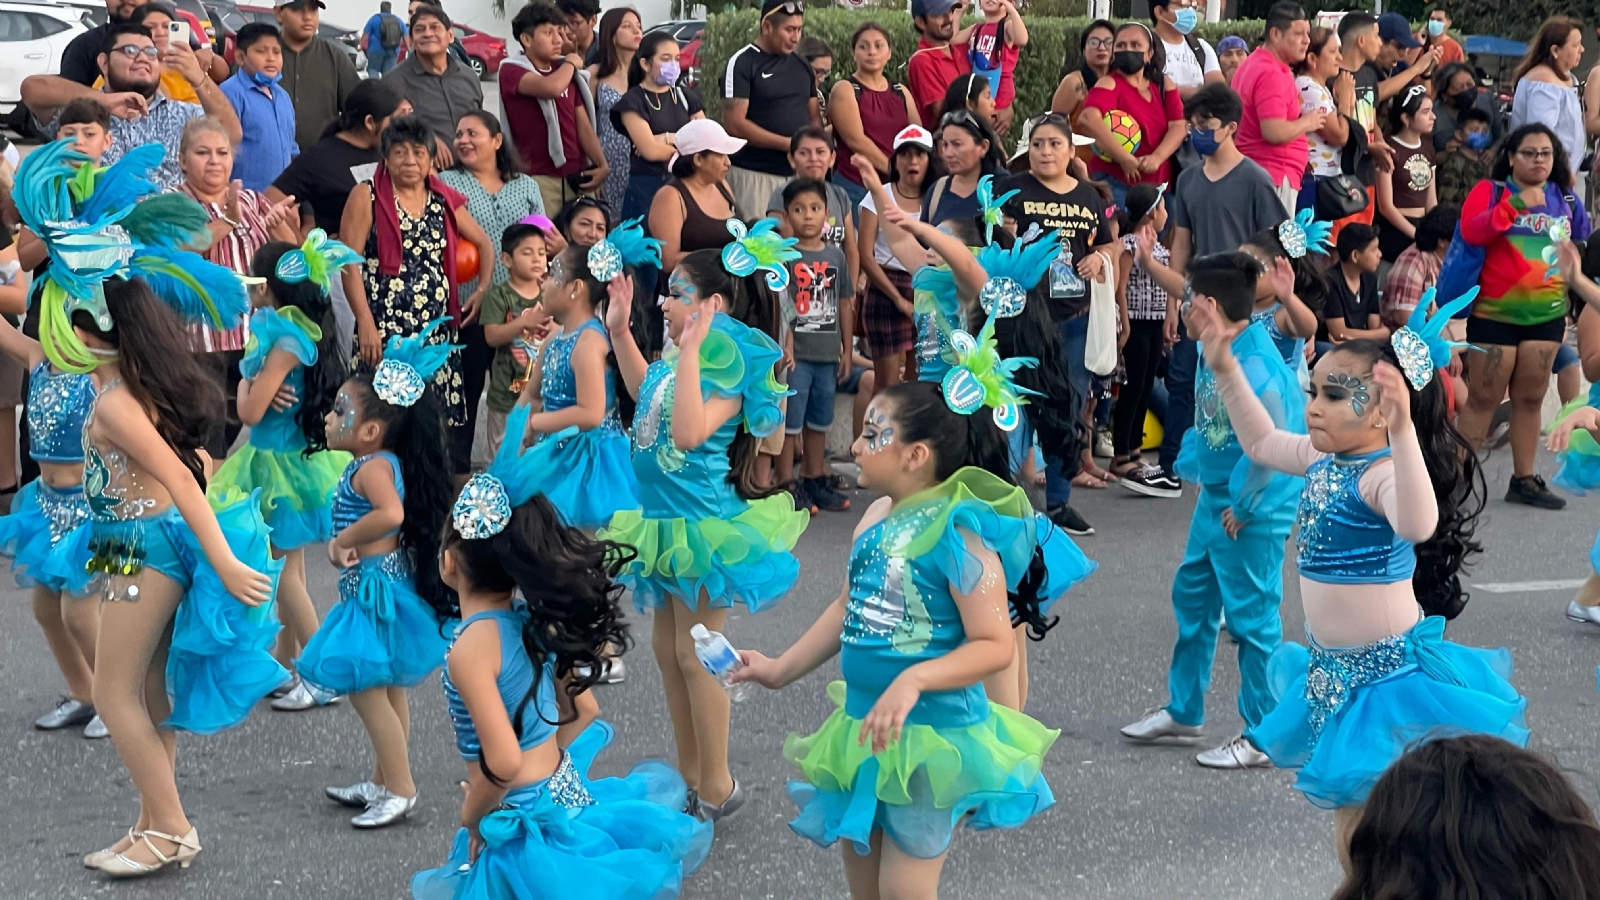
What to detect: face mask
<box><xmin>247</xmin><ymin>69</ymin><xmax>281</xmax><ymax>87</ymax></box>
<box><xmin>1465</xmin><ymin>131</ymin><xmax>1491</xmax><ymax>151</ymax></box>
<box><xmin>1453</xmin><ymin>89</ymin><xmax>1475</xmax><ymax>109</ymax></box>
<box><xmin>1189</xmin><ymin>126</ymin><xmax>1221</xmax><ymax>156</ymax></box>
<box><xmin>655</xmin><ymin>60</ymin><xmax>680</xmax><ymax>86</ymax></box>
<box><xmin>1427</xmin><ymin>19</ymin><xmax>1445</xmax><ymax>37</ymax></box>
<box><xmin>1112</xmin><ymin>50</ymin><xmax>1146</xmax><ymax>75</ymax></box>
<box><xmin>1173</xmin><ymin>8</ymin><xmax>1198</xmax><ymax>35</ymax></box>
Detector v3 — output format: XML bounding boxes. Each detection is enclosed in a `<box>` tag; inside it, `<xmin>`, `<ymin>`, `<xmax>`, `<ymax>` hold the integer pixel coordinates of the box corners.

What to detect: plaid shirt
<box><xmin>1120</xmin><ymin>233</ymin><xmax>1170</xmax><ymax>320</ymax></box>
<box><xmin>51</xmin><ymin>92</ymin><xmax>204</xmax><ymax>190</ymax></box>
<box><xmin>1381</xmin><ymin>244</ymin><xmax>1441</xmax><ymax>331</ymax></box>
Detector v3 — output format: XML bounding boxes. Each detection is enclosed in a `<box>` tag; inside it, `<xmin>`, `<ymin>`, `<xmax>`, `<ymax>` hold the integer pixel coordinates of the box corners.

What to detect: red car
<box><xmin>679</xmin><ymin>36</ymin><xmax>699</xmax><ymax>88</ymax></box>
<box><xmin>452</xmin><ymin>24</ymin><xmax>506</xmax><ymax>81</ymax></box>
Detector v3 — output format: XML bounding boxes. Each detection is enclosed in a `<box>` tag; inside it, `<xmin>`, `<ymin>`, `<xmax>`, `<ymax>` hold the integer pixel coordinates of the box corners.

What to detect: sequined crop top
<box><xmin>331</xmin><ymin>452</ymin><xmax>405</xmax><ymax>537</ymax></box>
<box><xmin>28</xmin><ymin>362</ymin><xmax>94</xmax><ymax>463</ymax></box>
<box><xmin>442</xmin><ymin>608</ymin><xmax>559</xmax><ymax>761</ymax></box>
<box><xmin>540</xmin><ymin>318</ymin><xmax>620</xmax><ymax>429</ymax></box>
<box><xmin>1296</xmin><ymin>448</ymin><xmax>1415</xmax><ymax>584</ymax></box>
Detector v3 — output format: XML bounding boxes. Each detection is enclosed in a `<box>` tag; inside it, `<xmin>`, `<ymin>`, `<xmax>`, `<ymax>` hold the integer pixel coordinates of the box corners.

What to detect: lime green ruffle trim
<box><xmin>783</xmin><ymin>681</ymin><xmax>1059</xmax><ymax>809</ymax></box>
<box><xmin>208</xmin><ymin>444</ymin><xmax>352</xmax><ymax>514</ymax></box>
<box><xmin>601</xmin><ymin>493</ymin><xmax>807</xmax><ymax>578</ymax></box>
<box><xmin>885</xmin><ymin>467</ymin><xmax>1031</xmax><ymax>559</ymax></box>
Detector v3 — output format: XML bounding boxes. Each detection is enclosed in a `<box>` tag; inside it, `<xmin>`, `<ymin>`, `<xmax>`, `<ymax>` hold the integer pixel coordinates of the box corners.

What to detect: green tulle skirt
<box><xmin>208</xmin><ymin>444</ymin><xmax>351</xmax><ymax>550</ymax></box>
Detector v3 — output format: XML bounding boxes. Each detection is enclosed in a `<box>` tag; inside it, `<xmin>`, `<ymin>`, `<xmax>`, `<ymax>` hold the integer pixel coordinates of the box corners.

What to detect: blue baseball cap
<box><xmin>1378</xmin><ymin>12</ymin><xmax>1420</xmax><ymax>49</ymax></box>
<box><xmin>911</xmin><ymin>0</ymin><xmax>957</xmax><ymax>18</ymax></box>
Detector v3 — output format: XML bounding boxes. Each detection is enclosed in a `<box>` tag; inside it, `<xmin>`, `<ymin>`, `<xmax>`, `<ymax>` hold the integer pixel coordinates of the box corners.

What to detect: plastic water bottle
<box><xmin>690</xmin><ymin>624</ymin><xmax>750</xmax><ymax>701</ymax></box>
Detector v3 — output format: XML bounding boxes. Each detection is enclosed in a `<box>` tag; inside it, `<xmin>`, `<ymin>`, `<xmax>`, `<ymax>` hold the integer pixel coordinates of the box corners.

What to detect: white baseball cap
<box><xmin>669</xmin><ymin>119</ymin><xmax>747</xmax><ymax>169</ymax></box>
<box><xmin>892</xmin><ymin>124</ymin><xmax>934</xmax><ymax>152</ymax></box>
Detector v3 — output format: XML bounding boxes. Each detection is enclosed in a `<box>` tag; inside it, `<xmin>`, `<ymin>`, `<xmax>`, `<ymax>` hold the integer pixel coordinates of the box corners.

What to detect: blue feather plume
<box><xmin>382</xmin><ymin>318</ymin><xmax>458</xmax><ymax>383</ymax></box>
<box><xmin>609</xmin><ymin>217</ymin><xmax>663</xmax><ymax>270</ymax></box>
<box><xmin>75</xmin><ymin>143</ymin><xmax>163</xmax><ymax>224</ymax></box>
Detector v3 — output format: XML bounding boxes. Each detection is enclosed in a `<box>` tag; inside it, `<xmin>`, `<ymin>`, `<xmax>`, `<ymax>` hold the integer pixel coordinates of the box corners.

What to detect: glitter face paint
<box><xmin>861</xmin><ymin>406</ymin><xmax>895</xmax><ymax>454</ymax></box>
<box><xmin>328</xmin><ymin>390</ymin><xmax>358</xmax><ymax>444</ymax></box>
<box><xmin>1323</xmin><ymin>372</ymin><xmax>1370</xmax><ymax>418</ymax></box>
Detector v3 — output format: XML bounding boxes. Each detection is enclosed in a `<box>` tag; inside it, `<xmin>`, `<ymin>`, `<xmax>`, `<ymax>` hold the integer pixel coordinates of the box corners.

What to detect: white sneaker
<box><xmin>1120</xmin><ymin>707</ymin><xmax>1204</xmax><ymax>743</ymax></box>
<box><xmin>1196</xmin><ymin>734</ymin><xmax>1272</xmax><ymax>769</ymax></box>
<box><xmin>352</xmin><ymin>789</ymin><xmax>417</xmax><ymax>828</ymax></box>
<box><xmin>82</xmin><ymin>715</ymin><xmax>110</xmax><ymax>739</ymax></box>
<box><xmin>1567</xmin><ymin>600</ymin><xmax>1600</xmax><ymax>625</ymax></box>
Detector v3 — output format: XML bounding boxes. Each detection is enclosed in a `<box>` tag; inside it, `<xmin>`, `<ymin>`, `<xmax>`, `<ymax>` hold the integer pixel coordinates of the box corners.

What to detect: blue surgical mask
<box><xmin>1173</xmin><ymin>7</ymin><xmax>1198</xmax><ymax>35</ymax></box>
<box><xmin>248</xmin><ymin>69</ymin><xmax>282</xmax><ymax>87</ymax></box>
<box><xmin>655</xmin><ymin>60</ymin><xmax>680</xmax><ymax>86</ymax></box>
<box><xmin>1189</xmin><ymin>125</ymin><xmax>1221</xmax><ymax>156</ymax></box>
<box><xmin>1427</xmin><ymin>19</ymin><xmax>1445</xmax><ymax>37</ymax></box>
<box><xmin>1465</xmin><ymin>131</ymin><xmax>1491</xmax><ymax>151</ymax></box>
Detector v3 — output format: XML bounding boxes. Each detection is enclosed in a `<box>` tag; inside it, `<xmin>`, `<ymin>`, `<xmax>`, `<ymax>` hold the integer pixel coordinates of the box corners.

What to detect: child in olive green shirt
<box><xmin>473</xmin><ymin>222</ymin><xmax>551</xmax><ymax>469</ymax></box>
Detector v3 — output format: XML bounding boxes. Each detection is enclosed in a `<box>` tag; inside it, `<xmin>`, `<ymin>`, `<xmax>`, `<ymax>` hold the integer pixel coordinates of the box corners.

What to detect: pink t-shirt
<box><xmin>1083</xmin><ymin>74</ymin><xmax>1183</xmax><ymax>185</ymax></box>
<box><xmin>1232</xmin><ymin>46</ymin><xmax>1308</xmax><ymax>186</ymax></box>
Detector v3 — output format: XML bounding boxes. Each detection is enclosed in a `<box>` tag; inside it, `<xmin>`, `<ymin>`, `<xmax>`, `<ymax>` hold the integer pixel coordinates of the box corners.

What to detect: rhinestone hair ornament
<box><xmin>940</xmin><ymin>312</ymin><xmax>1042</xmax><ymax>431</ymax></box>
<box><xmin>1277</xmin><ymin>208</ymin><xmax>1334</xmax><ymax>260</ymax></box>
<box><xmin>976</xmin><ymin>228</ymin><xmax>1063</xmax><ymax>319</ymax></box>
<box><xmin>275</xmin><ymin>228</ymin><xmax>363</xmax><ymax>295</ymax></box>
<box><xmin>451</xmin><ymin>403</ymin><xmax>577</xmax><ymax>539</ymax></box>
<box><xmin>720</xmin><ymin>217</ymin><xmax>800</xmax><ymax>291</ymax></box>
<box><xmin>586</xmin><ymin>216</ymin><xmax>662</xmax><ymax>282</ymax></box>
<box><xmin>975</xmin><ymin>174</ymin><xmax>1019</xmax><ymax>246</ymax></box>
<box><xmin>14</xmin><ymin>139</ymin><xmax>250</xmax><ymax>373</ymax></box>
<box><xmin>373</xmin><ymin>318</ymin><xmax>460</xmax><ymax>407</ymax></box>
<box><xmin>1390</xmin><ymin>286</ymin><xmax>1479</xmax><ymax>391</ymax></box>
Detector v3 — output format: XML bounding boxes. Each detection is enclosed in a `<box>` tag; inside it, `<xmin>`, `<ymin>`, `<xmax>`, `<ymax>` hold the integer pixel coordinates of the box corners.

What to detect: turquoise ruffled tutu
<box><xmin>0</xmin><ymin>480</ymin><xmax>93</xmax><ymax>594</ymax></box>
<box><xmin>297</xmin><ymin>548</ymin><xmax>450</xmax><ymax>694</ymax></box>
<box><xmin>1247</xmin><ymin>616</ymin><xmax>1528</xmax><ymax>809</ymax></box>
<box><xmin>87</xmin><ymin>493</ymin><xmax>287</xmax><ymax>734</ymax></box>
<box><xmin>785</xmin><ymin>681</ymin><xmax>1058</xmax><ymax>859</ymax></box>
<box><xmin>411</xmin><ymin>720</ymin><xmax>713</xmax><ymax>900</ymax></box>
<box><xmin>208</xmin><ymin>443</ymin><xmax>350</xmax><ymax>549</ymax></box>
<box><xmin>535</xmin><ymin>425</ymin><xmax>639</xmax><ymax>530</ymax></box>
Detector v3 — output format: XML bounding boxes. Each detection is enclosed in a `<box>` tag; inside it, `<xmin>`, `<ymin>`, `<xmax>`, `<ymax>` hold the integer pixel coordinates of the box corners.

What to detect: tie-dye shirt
<box><xmin>1460</xmin><ymin>179</ymin><xmax>1593</xmax><ymax>325</ymax></box>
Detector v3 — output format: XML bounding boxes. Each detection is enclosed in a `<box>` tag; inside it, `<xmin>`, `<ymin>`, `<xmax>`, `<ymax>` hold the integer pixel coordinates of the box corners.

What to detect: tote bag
<box><xmin>1085</xmin><ymin>250</ymin><xmax>1119</xmax><ymax>377</ymax></box>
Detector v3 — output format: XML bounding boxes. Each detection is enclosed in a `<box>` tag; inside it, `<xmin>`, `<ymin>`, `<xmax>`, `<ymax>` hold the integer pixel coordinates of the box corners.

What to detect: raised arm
<box><xmin>668</xmin><ymin>299</ymin><xmax>741</xmax><ymax>449</ymax></box>
<box><xmin>603</xmin><ymin>275</ymin><xmax>648</xmax><ymax>398</ymax></box>
<box><xmin>1359</xmin><ymin>367</ymin><xmax>1438</xmax><ymax>543</ymax></box>
<box><xmin>1194</xmin><ymin>301</ymin><xmax>1320</xmax><ymax>476</ymax></box>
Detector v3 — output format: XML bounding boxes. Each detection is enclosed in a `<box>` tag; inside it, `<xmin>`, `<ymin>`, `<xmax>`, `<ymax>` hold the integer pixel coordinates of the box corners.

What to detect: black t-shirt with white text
<box><xmin>723</xmin><ymin>44</ymin><xmax>814</xmax><ymax>176</ymax></box>
<box><xmin>998</xmin><ymin>173</ymin><xmax>1113</xmax><ymax>321</ymax></box>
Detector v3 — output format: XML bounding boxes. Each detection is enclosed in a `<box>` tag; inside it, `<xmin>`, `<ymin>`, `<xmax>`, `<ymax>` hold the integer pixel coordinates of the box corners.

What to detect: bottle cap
<box><xmin>690</xmin><ymin>624</ymin><xmax>710</xmax><ymax>640</ymax></box>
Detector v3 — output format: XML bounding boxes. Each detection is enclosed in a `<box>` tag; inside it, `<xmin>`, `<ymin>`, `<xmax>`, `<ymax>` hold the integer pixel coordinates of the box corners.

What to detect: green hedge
<box><xmin>700</xmin><ymin>9</ymin><xmax>1268</xmax><ymax>126</ymax></box>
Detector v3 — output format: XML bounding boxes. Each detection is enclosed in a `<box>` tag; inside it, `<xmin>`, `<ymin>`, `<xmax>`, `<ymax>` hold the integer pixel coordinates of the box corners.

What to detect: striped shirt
<box><xmin>174</xmin><ymin>183</ymin><xmax>273</xmax><ymax>352</ymax></box>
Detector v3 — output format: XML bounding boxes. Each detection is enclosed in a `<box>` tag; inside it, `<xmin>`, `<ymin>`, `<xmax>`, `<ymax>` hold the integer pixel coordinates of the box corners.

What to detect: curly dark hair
<box><xmin>74</xmin><ymin>277</ymin><xmax>223</xmax><ymax>487</ymax></box>
<box><xmin>1335</xmin><ymin>735</ymin><xmax>1600</xmax><ymax>900</ymax></box>
<box><xmin>251</xmin><ymin>242</ymin><xmax>342</xmax><ymax>456</ymax></box>
<box><xmin>440</xmin><ymin>495</ymin><xmax>633</xmax><ymax>786</ymax></box>
<box><xmin>1326</xmin><ymin>339</ymin><xmax>1485</xmax><ymax>619</ymax></box>
<box><xmin>343</xmin><ymin>374</ymin><xmax>456</xmax><ymax>622</ymax></box>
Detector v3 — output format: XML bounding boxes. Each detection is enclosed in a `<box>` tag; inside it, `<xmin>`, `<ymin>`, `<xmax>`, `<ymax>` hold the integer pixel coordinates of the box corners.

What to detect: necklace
<box><xmin>893</xmin><ymin>184</ymin><xmax>919</xmax><ymax>203</ymax></box>
<box><xmin>645</xmin><ymin>88</ymin><xmax>663</xmax><ymax>111</ymax></box>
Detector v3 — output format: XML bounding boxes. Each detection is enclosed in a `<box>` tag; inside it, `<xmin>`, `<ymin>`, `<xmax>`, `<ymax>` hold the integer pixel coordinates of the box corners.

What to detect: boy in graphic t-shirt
<box><xmin>953</xmin><ymin>0</ymin><xmax>1027</xmax><ymax>136</ymax></box>
<box><xmin>775</xmin><ymin>178</ymin><xmax>852</xmax><ymax>514</ymax></box>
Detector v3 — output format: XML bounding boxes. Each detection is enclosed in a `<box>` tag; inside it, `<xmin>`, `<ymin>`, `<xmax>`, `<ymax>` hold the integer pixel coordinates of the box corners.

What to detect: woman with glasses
<box><xmin>830</xmin><ymin>21</ymin><xmax>919</xmax><ymax>209</ymax></box>
<box><xmin>1079</xmin><ymin>22</ymin><xmax>1186</xmax><ymax>207</ymax></box>
<box><xmin>1455</xmin><ymin>123</ymin><xmax>1593</xmax><ymax>511</ymax></box>
<box><xmin>1051</xmin><ymin>18</ymin><xmax>1116</xmax><ymax>163</ymax></box>
<box><xmin>922</xmin><ymin>111</ymin><xmax>1004</xmax><ymax>227</ymax></box>
<box><xmin>1508</xmin><ymin>17</ymin><xmax>1586</xmax><ymax>174</ymax></box>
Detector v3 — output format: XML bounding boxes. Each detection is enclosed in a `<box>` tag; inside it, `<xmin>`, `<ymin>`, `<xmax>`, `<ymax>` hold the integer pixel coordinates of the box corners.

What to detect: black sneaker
<box><xmin>1506</xmin><ymin>474</ymin><xmax>1566</xmax><ymax>510</ymax></box>
<box><xmin>785</xmin><ymin>480</ymin><xmax>817</xmax><ymax>515</ymax></box>
<box><xmin>1047</xmin><ymin>503</ymin><xmax>1095</xmax><ymax>536</ymax></box>
<box><xmin>1119</xmin><ymin>463</ymin><xmax>1183</xmax><ymax>499</ymax></box>
<box><xmin>806</xmin><ymin>476</ymin><xmax>851</xmax><ymax>512</ymax></box>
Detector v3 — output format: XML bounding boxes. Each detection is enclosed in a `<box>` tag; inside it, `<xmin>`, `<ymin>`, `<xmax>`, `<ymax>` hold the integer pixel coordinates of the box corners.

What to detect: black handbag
<box><xmin>1314</xmin><ymin>116</ymin><xmax>1371</xmax><ymax>220</ymax></box>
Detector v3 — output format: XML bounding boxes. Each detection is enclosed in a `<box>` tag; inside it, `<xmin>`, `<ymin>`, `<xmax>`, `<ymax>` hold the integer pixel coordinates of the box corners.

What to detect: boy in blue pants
<box><xmin>1121</xmin><ymin>250</ymin><xmax>1306</xmax><ymax>769</ymax></box>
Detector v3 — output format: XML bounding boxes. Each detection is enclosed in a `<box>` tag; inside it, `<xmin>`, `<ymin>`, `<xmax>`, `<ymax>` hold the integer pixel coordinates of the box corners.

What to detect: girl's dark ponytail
<box><xmin>1329</xmin><ymin>340</ymin><xmax>1486</xmax><ymax>619</ymax></box>
<box><xmin>441</xmin><ymin>496</ymin><xmax>634</xmax><ymax>787</ymax></box>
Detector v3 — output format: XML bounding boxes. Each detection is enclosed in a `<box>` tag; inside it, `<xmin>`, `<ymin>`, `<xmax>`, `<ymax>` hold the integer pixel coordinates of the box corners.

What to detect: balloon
<box><xmin>456</xmin><ymin>240</ymin><xmax>479</xmax><ymax>284</ymax></box>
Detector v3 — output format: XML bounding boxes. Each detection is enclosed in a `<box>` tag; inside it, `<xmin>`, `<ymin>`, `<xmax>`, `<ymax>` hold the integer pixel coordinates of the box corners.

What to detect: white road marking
<box><xmin>1471</xmin><ymin>579</ymin><xmax>1588</xmax><ymax>594</ymax></box>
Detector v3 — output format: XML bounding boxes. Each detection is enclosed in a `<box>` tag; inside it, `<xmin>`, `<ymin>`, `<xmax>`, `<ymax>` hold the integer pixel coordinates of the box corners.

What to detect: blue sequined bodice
<box><xmin>628</xmin><ymin>355</ymin><xmax>747</xmax><ymax>522</ymax></box>
<box><xmin>331</xmin><ymin>451</ymin><xmax>405</xmax><ymax>537</ymax></box>
<box><xmin>1296</xmin><ymin>448</ymin><xmax>1415</xmax><ymax>584</ymax></box>
<box><xmin>442</xmin><ymin>608</ymin><xmax>559</xmax><ymax>761</ymax></box>
<box><xmin>83</xmin><ymin>380</ymin><xmax>161</xmax><ymax>523</ymax></box>
<box><xmin>839</xmin><ymin>513</ymin><xmax>987</xmax><ymax>728</ymax></box>
<box><xmin>541</xmin><ymin>318</ymin><xmax>621</xmax><ymax>430</ymax></box>
<box><xmin>914</xmin><ymin>278</ymin><xmax>960</xmax><ymax>385</ymax></box>
<box><xmin>1250</xmin><ymin>303</ymin><xmax>1304</xmax><ymax>369</ymax></box>
<box><xmin>27</xmin><ymin>362</ymin><xmax>94</xmax><ymax>463</ymax></box>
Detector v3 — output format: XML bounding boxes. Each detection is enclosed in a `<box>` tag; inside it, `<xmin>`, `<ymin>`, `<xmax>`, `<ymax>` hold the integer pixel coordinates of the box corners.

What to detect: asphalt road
<box><xmin>4</xmin><ymin>443</ymin><xmax>1600</xmax><ymax>900</ymax></box>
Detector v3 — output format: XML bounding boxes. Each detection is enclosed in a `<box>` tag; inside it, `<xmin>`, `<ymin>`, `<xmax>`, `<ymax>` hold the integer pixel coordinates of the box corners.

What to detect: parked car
<box><xmin>0</xmin><ymin>0</ymin><xmax>89</xmax><ymax>115</ymax></box>
<box><xmin>170</xmin><ymin>0</ymin><xmax>216</xmax><ymax>44</ymax></box>
<box><xmin>644</xmin><ymin>19</ymin><xmax>702</xmax><ymax>47</ymax></box>
<box><xmin>679</xmin><ymin>36</ymin><xmax>698</xmax><ymax>88</ymax></box>
<box><xmin>452</xmin><ymin>22</ymin><xmax>504</xmax><ymax>81</ymax></box>
<box><xmin>234</xmin><ymin>4</ymin><xmax>365</xmax><ymax>74</ymax></box>
<box><xmin>47</xmin><ymin>0</ymin><xmax>104</xmax><ymax>26</ymax></box>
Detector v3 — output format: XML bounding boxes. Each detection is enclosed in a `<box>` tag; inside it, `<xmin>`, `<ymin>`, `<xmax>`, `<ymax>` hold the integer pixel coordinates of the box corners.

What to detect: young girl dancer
<box><xmin>516</xmin><ymin>218</ymin><xmax>659</xmax><ymax>529</ymax></box>
<box><xmin>17</xmin><ymin>139</ymin><xmax>282</xmax><ymax>876</ymax></box>
<box><xmin>734</xmin><ymin>336</ymin><xmax>1086</xmax><ymax>898</ymax></box>
<box><xmin>599</xmin><ymin>225</ymin><xmax>808</xmax><ymax>821</ymax></box>
<box><xmin>0</xmin><ymin>287</ymin><xmax>101</xmax><ymax>737</ymax></box>
<box><xmin>1240</xmin><ymin>211</ymin><xmax>1327</xmax><ymax>379</ymax></box>
<box><xmin>410</xmin><ymin>402</ymin><xmax>713</xmax><ymax>900</ymax></box>
<box><xmin>1188</xmin><ymin>286</ymin><xmax>1526</xmax><ymax>856</ymax></box>
<box><xmin>300</xmin><ymin>323</ymin><xmax>457</xmax><ymax>828</ymax></box>
<box><xmin>209</xmin><ymin>232</ymin><xmax>359</xmax><ymax>711</ymax></box>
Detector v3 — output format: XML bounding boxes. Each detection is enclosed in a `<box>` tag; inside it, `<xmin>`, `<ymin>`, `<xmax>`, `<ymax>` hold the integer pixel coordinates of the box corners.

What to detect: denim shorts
<box><xmin>786</xmin><ymin>359</ymin><xmax>838</xmax><ymax>434</ymax></box>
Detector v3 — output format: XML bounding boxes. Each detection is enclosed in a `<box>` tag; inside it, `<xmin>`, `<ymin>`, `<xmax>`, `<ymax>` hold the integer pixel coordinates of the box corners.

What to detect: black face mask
<box><xmin>1453</xmin><ymin>89</ymin><xmax>1476</xmax><ymax>110</ymax></box>
<box><xmin>1112</xmin><ymin>50</ymin><xmax>1146</xmax><ymax>75</ymax></box>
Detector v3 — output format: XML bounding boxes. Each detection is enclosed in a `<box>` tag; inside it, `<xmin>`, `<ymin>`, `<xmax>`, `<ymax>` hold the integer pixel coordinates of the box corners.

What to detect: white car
<box><xmin>0</xmin><ymin>0</ymin><xmax>90</xmax><ymax>114</ymax></box>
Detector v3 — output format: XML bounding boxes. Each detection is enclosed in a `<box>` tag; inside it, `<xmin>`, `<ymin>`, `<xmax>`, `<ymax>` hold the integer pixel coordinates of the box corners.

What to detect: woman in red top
<box><xmin>829</xmin><ymin>21</ymin><xmax>921</xmax><ymax>208</ymax></box>
<box><xmin>1079</xmin><ymin>21</ymin><xmax>1186</xmax><ymax>207</ymax></box>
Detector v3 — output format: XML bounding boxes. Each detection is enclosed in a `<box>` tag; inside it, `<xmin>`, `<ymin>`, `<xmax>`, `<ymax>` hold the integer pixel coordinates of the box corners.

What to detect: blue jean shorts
<box><xmin>786</xmin><ymin>359</ymin><xmax>838</xmax><ymax>434</ymax></box>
